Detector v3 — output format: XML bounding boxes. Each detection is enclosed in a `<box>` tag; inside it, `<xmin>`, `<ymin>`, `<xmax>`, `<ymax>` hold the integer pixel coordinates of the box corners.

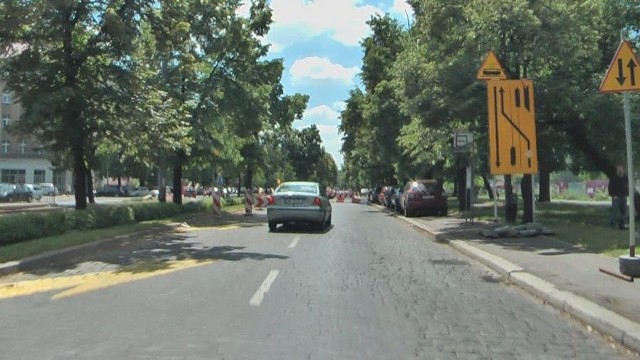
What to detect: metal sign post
<box><xmin>624</xmin><ymin>92</ymin><xmax>635</xmax><ymax>256</ymax></box>
<box><xmin>599</xmin><ymin>37</ymin><xmax>640</xmax><ymax>277</ymax></box>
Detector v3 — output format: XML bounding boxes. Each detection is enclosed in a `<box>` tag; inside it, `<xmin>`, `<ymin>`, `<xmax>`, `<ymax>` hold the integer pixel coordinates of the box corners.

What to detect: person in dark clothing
<box><xmin>608</xmin><ymin>165</ymin><xmax>629</xmax><ymax>229</ymax></box>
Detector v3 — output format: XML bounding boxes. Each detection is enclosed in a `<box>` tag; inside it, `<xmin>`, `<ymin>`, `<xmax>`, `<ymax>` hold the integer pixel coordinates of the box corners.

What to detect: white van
<box><xmin>38</xmin><ymin>183</ymin><xmax>59</xmax><ymax>196</ymax></box>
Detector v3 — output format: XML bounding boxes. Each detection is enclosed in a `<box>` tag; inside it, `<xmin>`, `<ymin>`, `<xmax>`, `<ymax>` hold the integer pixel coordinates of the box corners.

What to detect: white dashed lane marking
<box><xmin>249</xmin><ymin>270</ymin><xmax>279</xmax><ymax>307</ymax></box>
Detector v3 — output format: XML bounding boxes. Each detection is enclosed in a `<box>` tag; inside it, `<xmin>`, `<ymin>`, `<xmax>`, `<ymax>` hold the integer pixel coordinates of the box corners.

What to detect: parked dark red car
<box><xmin>399</xmin><ymin>179</ymin><xmax>448</xmax><ymax>217</ymax></box>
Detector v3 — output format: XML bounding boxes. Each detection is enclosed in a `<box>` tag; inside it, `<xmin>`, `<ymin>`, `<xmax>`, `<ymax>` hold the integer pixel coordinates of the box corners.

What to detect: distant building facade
<box><xmin>0</xmin><ymin>80</ymin><xmax>72</xmax><ymax>191</ymax></box>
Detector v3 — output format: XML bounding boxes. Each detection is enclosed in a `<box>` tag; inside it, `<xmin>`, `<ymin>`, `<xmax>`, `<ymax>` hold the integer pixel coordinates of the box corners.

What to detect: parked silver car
<box><xmin>266</xmin><ymin>181</ymin><xmax>332</xmax><ymax>232</ymax></box>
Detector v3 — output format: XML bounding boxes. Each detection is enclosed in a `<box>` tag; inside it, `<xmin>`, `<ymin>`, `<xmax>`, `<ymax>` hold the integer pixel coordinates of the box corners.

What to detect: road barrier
<box><xmin>255</xmin><ymin>195</ymin><xmax>265</xmax><ymax>210</ymax></box>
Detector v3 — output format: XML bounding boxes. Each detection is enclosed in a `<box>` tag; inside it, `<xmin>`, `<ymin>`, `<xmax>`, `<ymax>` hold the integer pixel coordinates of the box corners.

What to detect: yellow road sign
<box><xmin>600</xmin><ymin>40</ymin><xmax>640</xmax><ymax>92</ymax></box>
<box><xmin>477</xmin><ymin>51</ymin><xmax>507</xmax><ymax>80</ymax></box>
<box><xmin>487</xmin><ymin>79</ymin><xmax>538</xmax><ymax>175</ymax></box>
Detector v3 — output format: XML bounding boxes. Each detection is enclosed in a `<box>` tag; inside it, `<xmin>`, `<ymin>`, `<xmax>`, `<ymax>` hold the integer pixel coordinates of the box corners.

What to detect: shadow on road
<box><xmin>18</xmin><ymin>211</ymin><xmax>287</xmax><ymax>276</ymax></box>
<box><xmin>271</xmin><ymin>223</ymin><xmax>334</xmax><ymax>234</ymax></box>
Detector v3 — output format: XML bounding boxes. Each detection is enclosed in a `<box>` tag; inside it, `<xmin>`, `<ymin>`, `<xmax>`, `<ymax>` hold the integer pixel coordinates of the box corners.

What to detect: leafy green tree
<box><xmin>289</xmin><ymin>125</ymin><xmax>324</xmax><ymax>180</ymax></box>
<box><xmin>0</xmin><ymin>0</ymin><xmax>153</xmax><ymax>209</ymax></box>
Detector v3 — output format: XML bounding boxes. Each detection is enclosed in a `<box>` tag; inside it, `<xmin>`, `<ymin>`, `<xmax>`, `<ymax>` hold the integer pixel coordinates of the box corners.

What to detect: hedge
<box><xmin>0</xmin><ymin>198</ymin><xmax>244</xmax><ymax>246</ymax></box>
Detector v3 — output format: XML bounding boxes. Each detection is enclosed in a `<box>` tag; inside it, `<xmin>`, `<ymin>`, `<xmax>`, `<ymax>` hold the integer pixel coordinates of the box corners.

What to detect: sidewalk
<box><xmin>389</xmin><ymin>205</ymin><xmax>640</xmax><ymax>354</ymax></box>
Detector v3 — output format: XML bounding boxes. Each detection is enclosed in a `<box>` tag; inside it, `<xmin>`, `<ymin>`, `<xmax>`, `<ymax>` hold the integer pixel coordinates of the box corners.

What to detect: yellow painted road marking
<box><xmin>0</xmin><ymin>259</ymin><xmax>214</xmax><ymax>300</ymax></box>
<box><xmin>176</xmin><ymin>224</ymin><xmax>240</xmax><ymax>232</ymax></box>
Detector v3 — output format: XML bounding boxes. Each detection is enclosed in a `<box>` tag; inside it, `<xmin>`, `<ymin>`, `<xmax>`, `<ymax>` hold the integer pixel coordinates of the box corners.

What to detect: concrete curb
<box><xmin>385</xmin><ymin>206</ymin><xmax>640</xmax><ymax>354</ymax></box>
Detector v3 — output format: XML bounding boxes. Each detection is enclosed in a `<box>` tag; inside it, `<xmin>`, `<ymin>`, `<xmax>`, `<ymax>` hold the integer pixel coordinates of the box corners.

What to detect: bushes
<box><xmin>0</xmin><ymin>201</ymin><xmax>207</xmax><ymax>246</ymax></box>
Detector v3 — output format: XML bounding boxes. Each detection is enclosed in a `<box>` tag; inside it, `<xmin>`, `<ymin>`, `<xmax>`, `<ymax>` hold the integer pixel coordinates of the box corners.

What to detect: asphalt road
<box><xmin>0</xmin><ymin>203</ymin><xmax>633</xmax><ymax>359</ymax></box>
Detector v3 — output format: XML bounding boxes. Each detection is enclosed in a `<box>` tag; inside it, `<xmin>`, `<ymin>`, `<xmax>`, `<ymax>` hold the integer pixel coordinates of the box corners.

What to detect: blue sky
<box><xmin>239</xmin><ymin>0</ymin><xmax>413</xmax><ymax>168</ymax></box>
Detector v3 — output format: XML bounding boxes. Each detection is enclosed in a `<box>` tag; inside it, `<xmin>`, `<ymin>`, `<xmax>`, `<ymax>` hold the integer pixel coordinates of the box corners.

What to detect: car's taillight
<box><xmin>313</xmin><ymin>197</ymin><xmax>321</xmax><ymax>206</ymax></box>
<box><xmin>268</xmin><ymin>195</ymin><xmax>275</xmax><ymax>205</ymax></box>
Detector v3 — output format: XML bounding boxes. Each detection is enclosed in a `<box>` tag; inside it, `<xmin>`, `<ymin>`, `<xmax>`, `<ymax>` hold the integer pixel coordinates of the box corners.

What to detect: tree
<box><xmin>289</xmin><ymin>125</ymin><xmax>324</xmax><ymax>180</ymax></box>
<box><xmin>0</xmin><ymin>0</ymin><xmax>153</xmax><ymax>209</ymax></box>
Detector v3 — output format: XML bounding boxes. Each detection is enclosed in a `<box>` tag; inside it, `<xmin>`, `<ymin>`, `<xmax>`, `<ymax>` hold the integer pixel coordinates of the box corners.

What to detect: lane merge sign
<box><xmin>600</xmin><ymin>40</ymin><xmax>640</xmax><ymax>93</ymax></box>
<box><xmin>486</xmin><ymin>79</ymin><xmax>538</xmax><ymax>175</ymax></box>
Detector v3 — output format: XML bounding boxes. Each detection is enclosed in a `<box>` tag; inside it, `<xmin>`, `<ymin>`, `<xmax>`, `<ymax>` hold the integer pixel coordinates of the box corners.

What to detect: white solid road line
<box><xmin>249</xmin><ymin>270</ymin><xmax>279</xmax><ymax>307</ymax></box>
<box><xmin>288</xmin><ymin>236</ymin><xmax>300</xmax><ymax>249</ymax></box>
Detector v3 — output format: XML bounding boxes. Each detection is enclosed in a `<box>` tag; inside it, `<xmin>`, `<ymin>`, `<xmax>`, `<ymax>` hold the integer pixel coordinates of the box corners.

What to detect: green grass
<box><xmin>0</xmin><ymin>204</ymin><xmax>245</xmax><ymax>263</ymax></box>
<box><xmin>458</xmin><ymin>198</ymin><xmax>631</xmax><ymax>256</ymax></box>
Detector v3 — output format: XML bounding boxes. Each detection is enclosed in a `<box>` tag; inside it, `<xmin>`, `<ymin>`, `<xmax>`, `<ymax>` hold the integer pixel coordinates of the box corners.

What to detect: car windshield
<box><xmin>276</xmin><ymin>184</ymin><xmax>317</xmax><ymax>194</ymax></box>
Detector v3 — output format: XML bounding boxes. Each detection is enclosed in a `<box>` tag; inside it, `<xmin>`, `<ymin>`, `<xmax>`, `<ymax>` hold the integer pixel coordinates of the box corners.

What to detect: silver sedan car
<box><xmin>267</xmin><ymin>181</ymin><xmax>332</xmax><ymax>232</ymax></box>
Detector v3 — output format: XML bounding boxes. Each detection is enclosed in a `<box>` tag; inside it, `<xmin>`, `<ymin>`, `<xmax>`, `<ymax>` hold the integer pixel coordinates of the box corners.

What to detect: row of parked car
<box><xmin>0</xmin><ymin>183</ymin><xmax>59</xmax><ymax>203</ymax></box>
<box><xmin>367</xmin><ymin>179</ymin><xmax>449</xmax><ymax>217</ymax></box>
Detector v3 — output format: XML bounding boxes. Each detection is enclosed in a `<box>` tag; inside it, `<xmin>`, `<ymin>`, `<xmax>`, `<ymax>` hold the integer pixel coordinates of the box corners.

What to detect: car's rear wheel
<box><xmin>268</xmin><ymin>221</ymin><xmax>277</xmax><ymax>232</ymax></box>
<box><xmin>404</xmin><ymin>204</ymin><xmax>411</xmax><ymax>218</ymax></box>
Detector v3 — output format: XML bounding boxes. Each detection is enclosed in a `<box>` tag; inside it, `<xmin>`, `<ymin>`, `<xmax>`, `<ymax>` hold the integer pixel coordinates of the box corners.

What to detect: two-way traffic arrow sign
<box><xmin>600</xmin><ymin>41</ymin><xmax>640</xmax><ymax>93</ymax></box>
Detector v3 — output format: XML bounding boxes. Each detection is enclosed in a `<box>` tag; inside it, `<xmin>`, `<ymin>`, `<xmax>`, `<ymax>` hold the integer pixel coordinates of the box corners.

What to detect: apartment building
<box><xmin>0</xmin><ymin>81</ymin><xmax>72</xmax><ymax>191</ymax></box>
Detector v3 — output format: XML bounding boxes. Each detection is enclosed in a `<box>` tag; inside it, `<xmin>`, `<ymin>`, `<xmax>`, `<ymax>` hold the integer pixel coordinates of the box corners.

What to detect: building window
<box><xmin>1</xmin><ymin>141</ymin><xmax>9</xmax><ymax>154</ymax></box>
<box><xmin>19</xmin><ymin>140</ymin><xmax>27</xmax><ymax>154</ymax></box>
<box><xmin>2</xmin><ymin>115</ymin><xmax>9</xmax><ymax>128</ymax></box>
<box><xmin>2</xmin><ymin>92</ymin><xmax>10</xmax><ymax>104</ymax></box>
<box><xmin>54</xmin><ymin>170</ymin><xmax>67</xmax><ymax>192</ymax></box>
<box><xmin>1</xmin><ymin>169</ymin><xmax>26</xmax><ymax>184</ymax></box>
<box><xmin>34</xmin><ymin>170</ymin><xmax>45</xmax><ymax>184</ymax></box>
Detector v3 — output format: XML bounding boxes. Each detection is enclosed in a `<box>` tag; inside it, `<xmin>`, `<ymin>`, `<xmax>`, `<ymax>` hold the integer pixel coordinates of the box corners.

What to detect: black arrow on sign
<box><xmin>628</xmin><ymin>59</ymin><xmax>637</xmax><ymax>86</ymax></box>
<box><xmin>617</xmin><ymin>59</ymin><xmax>626</xmax><ymax>85</ymax></box>
<box><xmin>500</xmin><ymin>87</ymin><xmax>531</xmax><ymax>167</ymax></box>
<box><xmin>494</xmin><ymin>86</ymin><xmax>500</xmax><ymax>167</ymax></box>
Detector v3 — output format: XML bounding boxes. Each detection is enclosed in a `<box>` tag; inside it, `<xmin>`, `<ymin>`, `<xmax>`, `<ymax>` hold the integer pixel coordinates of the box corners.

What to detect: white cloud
<box><xmin>304</xmin><ymin>105</ymin><xmax>339</xmax><ymax>123</ymax></box>
<box><xmin>235</xmin><ymin>2</ymin><xmax>251</xmax><ymax>17</ymax></box>
<box><xmin>289</xmin><ymin>57</ymin><xmax>359</xmax><ymax>85</ymax></box>
<box><xmin>294</xmin><ymin>103</ymin><xmax>344</xmax><ymax>166</ymax></box>
<box><xmin>316</xmin><ymin>124</ymin><xmax>343</xmax><ymax>166</ymax></box>
<box><xmin>332</xmin><ymin>101</ymin><xmax>346</xmax><ymax>112</ymax></box>
<box><xmin>266</xmin><ymin>0</ymin><xmax>383</xmax><ymax>52</ymax></box>
<box><xmin>390</xmin><ymin>0</ymin><xmax>413</xmax><ymax>17</ymax></box>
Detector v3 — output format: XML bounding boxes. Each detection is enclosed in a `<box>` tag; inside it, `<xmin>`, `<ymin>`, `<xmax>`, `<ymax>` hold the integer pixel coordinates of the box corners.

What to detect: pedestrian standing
<box><xmin>608</xmin><ymin>164</ymin><xmax>629</xmax><ymax>229</ymax></box>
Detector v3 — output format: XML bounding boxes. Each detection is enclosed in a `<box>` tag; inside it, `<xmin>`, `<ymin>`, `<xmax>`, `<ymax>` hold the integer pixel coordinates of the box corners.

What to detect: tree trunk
<box><xmin>73</xmin><ymin>150</ymin><xmax>87</xmax><ymax>210</ymax></box>
<box><xmin>504</xmin><ymin>175</ymin><xmax>517</xmax><ymax>222</ymax></box>
<box><xmin>521</xmin><ymin>174</ymin><xmax>533</xmax><ymax>223</ymax></box>
<box><xmin>173</xmin><ymin>162</ymin><xmax>183</xmax><ymax>205</ymax></box>
<box><xmin>245</xmin><ymin>166</ymin><xmax>253</xmax><ymax>194</ymax></box>
<box><xmin>539</xmin><ymin>170</ymin><xmax>550</xmax><ymax>202</ymax></box>
<box><xmin>482</xmin><ymin>174</ymin><xmax>494</xmax><ymax>200</ymax></box>
<box><xmin>238</xmin><ymin>172</ymin><xmax>242</xmax><ymax>196</ymax></box>
<box><xmin>86</xmin><ymin>169</ymin><xmax>95</xmax><ymax>204</ymax></box>
<box><xmin>158</xmin><ymin>166</ymin><xmax>166</xmax><ymax>203</ymax></box>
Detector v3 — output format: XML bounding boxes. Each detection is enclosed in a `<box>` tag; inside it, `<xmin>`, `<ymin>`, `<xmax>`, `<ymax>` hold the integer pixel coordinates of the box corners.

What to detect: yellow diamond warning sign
<box><xmin>600</xmin><ymin>40</ymin><xmax>640</xmax><ymax>93</ymax></box>
<box><xmin>477</xmin><ymin>51</ymin><xmax>507</xmax><ymax>80</ymax></box>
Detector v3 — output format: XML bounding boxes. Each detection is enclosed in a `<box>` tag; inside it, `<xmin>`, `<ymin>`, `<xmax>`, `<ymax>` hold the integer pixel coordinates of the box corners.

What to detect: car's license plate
<box><xmin>422</xmin><ymin>195</ymin><xmax>434</xmax><ymax>199</ymax></box>
<box><xmin>286</xmin><ymin>198</ymin><xmax>304</xmax><ymax>205</ymax></box>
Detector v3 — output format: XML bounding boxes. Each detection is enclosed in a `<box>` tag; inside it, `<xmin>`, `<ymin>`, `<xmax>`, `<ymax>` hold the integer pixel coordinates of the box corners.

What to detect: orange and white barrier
<box><xmin>255</xmin><ymin>195</ymin><xmax>265</xmax><ymax>210</ymax></box>
<box><xmin>212</xmin><ymin>191</ymin><xmax>221</xmax><ymax>216</ymax></box>
<box><xmin>245</xmin><ymin>190</ymin><xmax>253</xmax><ymax>216</ymax></box>
<box><xmin>337</xmin><ymin>194</ymin><xmax>345</xmax><ymax>203</ymax></box>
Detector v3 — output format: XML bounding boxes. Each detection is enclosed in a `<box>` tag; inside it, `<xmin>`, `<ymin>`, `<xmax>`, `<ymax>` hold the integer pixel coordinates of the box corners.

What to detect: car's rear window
<box><xmin>277</xmin><ymin>184</ymin><xmax>317</xmax><ymax>194</ymax></box>
<box><xmin>412</xmin><ymin>182</ymin><xmax>440</xmax><ymax>194</ymax></box>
